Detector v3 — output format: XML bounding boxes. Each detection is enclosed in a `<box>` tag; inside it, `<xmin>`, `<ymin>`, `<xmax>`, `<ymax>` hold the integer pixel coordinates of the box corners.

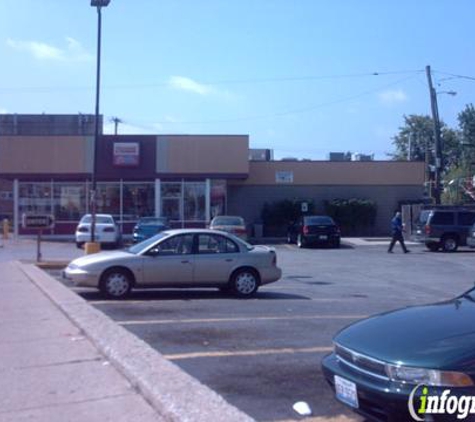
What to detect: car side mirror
<box><xmin>147</xmin><ymin>247</ymin><xmax>160</xmax><ymax>256</ymax></box>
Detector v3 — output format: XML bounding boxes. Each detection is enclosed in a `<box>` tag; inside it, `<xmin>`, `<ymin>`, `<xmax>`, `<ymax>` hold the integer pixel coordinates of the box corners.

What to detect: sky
<box><xmin>0</xmin><ymin>0</ymin><xmax>474</xmax><ymax>160</ymax></box>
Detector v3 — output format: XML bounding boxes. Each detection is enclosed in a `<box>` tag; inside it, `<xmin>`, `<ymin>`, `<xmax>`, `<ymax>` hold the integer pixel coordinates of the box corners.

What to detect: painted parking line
<box><xmin>88</xmin><ymin>297</ymin><xmax>357</xmax><ymax>305</ymax></box>
<box><xmin>117</xmin><ymin>314</ymin><xmax>367</xmax><ymax>326</ymax></box>
<box><xmin>163</xmin><ymin>346</ymin><xmax>333</xmax><ymax>361</ymax></box>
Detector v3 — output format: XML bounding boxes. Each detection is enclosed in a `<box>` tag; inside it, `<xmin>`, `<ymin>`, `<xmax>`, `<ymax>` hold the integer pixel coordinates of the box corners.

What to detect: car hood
<box><xmin>335</xmin><ymin>297</ymin><xmax>475</xmax><ymax>370</ymax></box>
<box><xmin>70</xmin><ymin>250</ymin><xmax>133</xmax><ymax>267</ymax></box>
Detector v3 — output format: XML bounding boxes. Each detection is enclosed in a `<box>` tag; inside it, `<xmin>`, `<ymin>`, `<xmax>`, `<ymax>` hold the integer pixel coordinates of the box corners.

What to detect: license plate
<box><xmin>334</xmin><ymin>375</ymin><xmax>359</xmax><ymax>408</ymax></box>
<box><xmin>319</xmin><ymin>235</ymin><xmax>328</xmax><ymax>240</ymax></box>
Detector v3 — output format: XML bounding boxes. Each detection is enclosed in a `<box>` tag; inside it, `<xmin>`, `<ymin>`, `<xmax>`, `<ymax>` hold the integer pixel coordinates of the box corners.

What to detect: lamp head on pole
<box><xmin>91</xmin><ymin>0</ymin><xmax>110</xmax><ymax>7</ymax></box>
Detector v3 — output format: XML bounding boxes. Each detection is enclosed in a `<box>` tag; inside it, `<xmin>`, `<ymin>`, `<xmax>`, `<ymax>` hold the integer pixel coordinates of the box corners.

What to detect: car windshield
<box><xmin>139</xmin><ymin>217</ymin><xmax>168</xmax><ymax>226</ymax></box>
<box><xmin>127</xmin><ymin>232</ymin><xmax>170</xmax><ymax>254</ymax></box>
<box><xmin>80</xmin><ymin>215</ymin><xmax>114</xmax><ymax>224</ymax></box>
<box><xmin>212</xmin><ymin>217</ymin><xmax>244</xmax><ymax>226</ymax></box>
<box><xmin>304</xmin><ymin>216</ymin><xmax>334</xmax><ymax>225</ymax></box>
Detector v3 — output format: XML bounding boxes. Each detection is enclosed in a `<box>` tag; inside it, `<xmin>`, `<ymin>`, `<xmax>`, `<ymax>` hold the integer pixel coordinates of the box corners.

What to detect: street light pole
<box><xmin>90</xmin><ymin>0</ymin><xmax>110</xmax><ymax>245</ymax></box>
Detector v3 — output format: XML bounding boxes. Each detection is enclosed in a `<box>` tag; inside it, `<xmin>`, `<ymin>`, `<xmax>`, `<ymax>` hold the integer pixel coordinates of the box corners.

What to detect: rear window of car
<box><xmin>304</xmin><ymin>216</ymin><xmax>334</xmax><ymax>225</ymax></box>
<box><xmin>429</xmin><ymin>212</ymin><xmax>455</xmax><ymax>225</ymax></box>
<box><xmin>139</xmin><ymin>218</ymin><xmax>168</xmax><ymax>226</ymax></box>
<box><xmin>417</xmin><ymin>210</ymin><xmax>431</xmax><ymax>225</ymax></box>
<box><xmin>80</xmin><ymin>215</ymin><xmax>114</xmax><ymax>224</ymax></box>
<box><xmin>212</xmin><ymin>217</ymin><xmax>244</xmax><ymax>226</ymax></box>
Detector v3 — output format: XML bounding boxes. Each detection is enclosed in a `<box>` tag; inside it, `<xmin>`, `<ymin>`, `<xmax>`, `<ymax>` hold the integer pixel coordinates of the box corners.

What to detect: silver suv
<box><xmin>415</xmin><ymin>208</ymin><xmax>475</xmax><ymax>252</ymax></box>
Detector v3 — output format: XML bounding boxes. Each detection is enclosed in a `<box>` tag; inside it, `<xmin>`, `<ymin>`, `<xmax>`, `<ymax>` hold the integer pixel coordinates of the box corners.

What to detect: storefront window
<box><xmin>161</xmin><ymin>182</ymin><xmax>182</xmax><ymax>221</ymax></box>
<box><xmin>123</xmin><ymin>183</ymin><xmax>154</xmax><ymax>221</ymax></box>
<box><xmin>53</xmin><ymin>183</ymin><xmax>86</xmax><ymax>221</ymax></box>
<box><xmin>184</xmin><ymin>182</ymin><xmax>205</xmax><ymax>221</ymax></box>
<box><xmin>19</xmin><ymin>183</ymin><xmax>52</xmax><ymax>215</ymax></box>
<box><xmin>96</xmin><ymin>183</ymin><xmax>120</xmax><ymax>220</ymax></box>
<box><xmin>211</xmin><ymin>180</ymin><xmax>226</xmax><ymax>218</ymax></box>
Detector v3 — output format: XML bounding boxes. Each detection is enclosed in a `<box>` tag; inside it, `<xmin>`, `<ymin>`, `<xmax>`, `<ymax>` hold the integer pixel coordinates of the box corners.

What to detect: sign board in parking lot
<box><xmin>22</xmin><ymin>214</ymin><xmax>55</xmax><ymax>229</ymax></box>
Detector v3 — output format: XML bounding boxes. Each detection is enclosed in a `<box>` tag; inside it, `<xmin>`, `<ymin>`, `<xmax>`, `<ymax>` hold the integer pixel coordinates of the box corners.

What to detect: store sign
<box><xmin>22</xmin><ymin>213</ymin><xmax>55</xmax><ymax>229</ymax></box>
<box><xmin>113</xmin><ymin>142</ymin><xmax>140</xmax><ymax>167</ymax></box>
<box><xmin>275</xmin><ymin>171</ymin><xmax>294</xmax><ymax>184</ymax></box>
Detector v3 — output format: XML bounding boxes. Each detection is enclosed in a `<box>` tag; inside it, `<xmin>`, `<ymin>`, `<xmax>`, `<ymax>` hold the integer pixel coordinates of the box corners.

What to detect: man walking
<box><xmin>388</xmin><ymin>211</ymin><xmax>410</xmax><ymax>253</ymax></box>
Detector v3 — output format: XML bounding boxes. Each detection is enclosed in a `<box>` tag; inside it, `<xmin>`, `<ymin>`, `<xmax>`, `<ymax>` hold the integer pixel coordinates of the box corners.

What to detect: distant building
<box><xmin>0</xmin><ymin>114</ymin><xmax>425</xmax><ymax>236</ymax></box>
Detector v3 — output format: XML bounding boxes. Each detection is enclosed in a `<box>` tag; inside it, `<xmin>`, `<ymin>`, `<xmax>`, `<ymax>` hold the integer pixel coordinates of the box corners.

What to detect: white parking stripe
<box><xmin>163</xmin><ymin>346</ymin><xmax>333</xmax><ymax>361</ymax></box>
<box><xmin>117</xmin><ymin>314</ymin><xmax>366</xmax><ymax>326</ymax></box>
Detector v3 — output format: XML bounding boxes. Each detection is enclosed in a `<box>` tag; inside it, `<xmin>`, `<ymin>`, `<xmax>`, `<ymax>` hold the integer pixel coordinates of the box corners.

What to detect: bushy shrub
<box><xmin>324</xmin><ymin>198</ymin><xmax>377</xmax><ymax>235</ymax></box>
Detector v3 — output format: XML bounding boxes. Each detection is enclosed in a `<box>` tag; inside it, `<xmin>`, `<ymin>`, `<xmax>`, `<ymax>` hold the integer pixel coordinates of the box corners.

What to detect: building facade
<box><xmin>0</xmin><ymin>114</ymin><xmax>426</xmax><ymax>237</ymax></box>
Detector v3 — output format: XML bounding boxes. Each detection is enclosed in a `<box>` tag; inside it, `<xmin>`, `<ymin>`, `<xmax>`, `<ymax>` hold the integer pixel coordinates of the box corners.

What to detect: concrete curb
<box><xmin>18</xmin><ymin>261</ymin><xmax>255</xmax><ymax>422</ymax></box>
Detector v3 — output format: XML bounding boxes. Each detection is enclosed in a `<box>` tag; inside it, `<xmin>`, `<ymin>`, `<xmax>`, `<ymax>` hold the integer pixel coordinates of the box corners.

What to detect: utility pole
<box><xmin>110</xmin><ymin>116</ymin><xmax>122</xmax><ymax>135</ymax></box>
<box><xmin>425</xmin><ymin>65</ymin><xmax>443</xmax><ymax>204</ymax></box>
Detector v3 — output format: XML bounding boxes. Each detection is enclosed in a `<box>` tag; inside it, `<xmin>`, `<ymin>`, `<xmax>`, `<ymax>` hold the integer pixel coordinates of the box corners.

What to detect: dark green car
<box><xmin>322</xmin><ymin>288</ymin><xmax>475</xmax><ymax>421</ymax></box>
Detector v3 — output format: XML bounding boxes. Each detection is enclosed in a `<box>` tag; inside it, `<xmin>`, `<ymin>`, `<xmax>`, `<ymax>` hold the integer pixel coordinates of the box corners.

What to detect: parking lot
<box><xmin>55</xmin><ymin>240</ymin><xmax>475</xmax><ymax>421</ymax></box>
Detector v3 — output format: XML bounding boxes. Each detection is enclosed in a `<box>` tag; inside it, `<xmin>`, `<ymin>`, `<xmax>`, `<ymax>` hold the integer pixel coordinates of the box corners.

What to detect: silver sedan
<box><xmin>64</xmin><ymin>229</ymin><xmax>282</xmax><ymax>299</ymax></box>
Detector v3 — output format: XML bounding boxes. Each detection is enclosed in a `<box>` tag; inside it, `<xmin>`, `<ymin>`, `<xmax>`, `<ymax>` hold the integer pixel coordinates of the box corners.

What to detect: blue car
<box><xmin>132</xmin><ymin>217</ymin><xmax>170</xmax><ymax>243</ymax></box>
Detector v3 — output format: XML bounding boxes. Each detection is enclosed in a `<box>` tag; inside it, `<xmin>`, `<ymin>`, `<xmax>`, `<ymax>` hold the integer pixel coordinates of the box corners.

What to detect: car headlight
<box><xmin>386</xmin><ymin>364</ymin><xmax>474</xmax><ymax>387</ymax></box>
<box><xmin>67</xmin><ymin>263</ymin><xmax>79</xmax><ymax>270</ymax></box>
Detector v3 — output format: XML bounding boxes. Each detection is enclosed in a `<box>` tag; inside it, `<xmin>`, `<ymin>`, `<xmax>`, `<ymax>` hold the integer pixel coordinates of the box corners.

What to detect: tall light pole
<box><xmin>90</xmin><ymin>0</ymin><xmax>110</xmax><ymax>245</ymax></box>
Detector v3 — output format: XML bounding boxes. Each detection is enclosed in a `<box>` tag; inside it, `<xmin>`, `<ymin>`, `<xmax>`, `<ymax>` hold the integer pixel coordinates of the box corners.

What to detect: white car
<box><xmin>64</xmin><ymin>229</ymin><xmax>282</xmax><ymax>299</ymax></box>
<box><xmin>75</xmin><ymin>214</ymin><xmax>121</xmax><ymax>249</ymax></box>
<box><xmin>209</xmin><ymin>215</ymin><xmax>248</xmax><ymax>240</ymax></box>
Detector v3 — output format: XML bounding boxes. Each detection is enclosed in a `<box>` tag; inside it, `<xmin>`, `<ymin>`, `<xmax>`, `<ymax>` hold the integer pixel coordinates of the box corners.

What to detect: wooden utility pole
<box><xmin>425</xmin><ymin>65</ymin><xmax>442</xmax><ymax>204</ymax></box>
<box><xmin>110</xmin><ymin>117</ymin><xmax>122</xmax><ymax>135</ymax></box>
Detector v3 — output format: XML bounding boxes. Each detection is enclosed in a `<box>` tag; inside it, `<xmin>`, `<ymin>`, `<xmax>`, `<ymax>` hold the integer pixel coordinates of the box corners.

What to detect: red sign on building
<box><xmin>113</xmin><ymin>142</ymin><xmax>140</xmax><ymax>167</ymax></box>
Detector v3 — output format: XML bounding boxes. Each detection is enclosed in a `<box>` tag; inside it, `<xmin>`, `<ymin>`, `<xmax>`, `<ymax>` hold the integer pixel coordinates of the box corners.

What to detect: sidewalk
<box><xmin>0</xmin><ymin>260</ymin><xmax>163</xmax><ymax>422</ymax></box>
<box><xmin>0</xmin><ymin>259</ymin><xmax>254</xmax><ymax>422</ymax></box>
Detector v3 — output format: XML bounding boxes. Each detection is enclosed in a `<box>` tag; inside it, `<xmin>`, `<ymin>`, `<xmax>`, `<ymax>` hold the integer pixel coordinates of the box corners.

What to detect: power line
<box><xmin>0</xmin><ymin>69</ymin><xmax>424</xmax><ymax>94</ymax></box>
<box><xmin>133</xmin><ymin>74</ymin><xmax>420</xmax><ymax>125</ymax></box>
<box><xmin>433</xmin><ymin>70</ymin><xmax>475</xmax><ymax>82</ymax></box>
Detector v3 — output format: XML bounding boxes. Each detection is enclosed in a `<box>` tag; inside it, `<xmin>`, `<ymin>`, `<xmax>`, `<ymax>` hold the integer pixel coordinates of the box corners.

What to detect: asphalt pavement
<box><xmin>0</xmin><ymin>238</ymin><xmax>254</xmax><ymax>422</ymax></box>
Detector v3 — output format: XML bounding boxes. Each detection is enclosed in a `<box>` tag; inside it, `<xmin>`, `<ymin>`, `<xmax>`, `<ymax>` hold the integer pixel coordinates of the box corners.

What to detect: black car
<box><xmin>414</xmin><ymin>207</ymin><xmax>475</xmax><ymax>252</ymax></box>
<box><xmin>132</xmin><ymin>217</ymin><xmax>170</xmax><ymax>243</ymax></box>
<box><xmin>322</xmin><ymin>287</ymin><xmax>475</xmax><ymax>421</ymax></box>
<box><xmin>287</xmin><ymin>215</ymin><xmax>340</xmax><ymax>248</ymax></box>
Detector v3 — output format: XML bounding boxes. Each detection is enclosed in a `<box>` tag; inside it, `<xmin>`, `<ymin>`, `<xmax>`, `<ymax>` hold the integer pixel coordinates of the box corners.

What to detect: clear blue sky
<box><xmin>0</xmin><ymin>0</ymin><xmax>474</xmax><ymax>159</ymax></box>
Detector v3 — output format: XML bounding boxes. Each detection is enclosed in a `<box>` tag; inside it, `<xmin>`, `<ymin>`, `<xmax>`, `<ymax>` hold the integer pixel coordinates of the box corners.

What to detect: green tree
<box><xmin>390</xmin><ymin>114</ymin><xmax>460</xmax><ymax>172</ymax></box>
<box><xmin>458</xmin><ymin>104</ymin><xmax>475</xmax><ymax>165</ymax></box>
<box><xmin>389</xmin><ymin>115</ymin><xmax>435</xmax><ymax>161</ymax></box>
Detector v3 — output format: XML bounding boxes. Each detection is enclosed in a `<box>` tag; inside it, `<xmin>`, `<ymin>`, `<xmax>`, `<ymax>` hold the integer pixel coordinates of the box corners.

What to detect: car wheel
<box><xmin>76</xmin><ymin>242</ymin><xmax>84</xmax><ymax>249</ymax></box>
<box><xmin>99</xmin><ymin>268</ymin><xmax>133</xmax><ymax>299</ymax></box>
<box><xmin>333</xmin><ymin>238</ymin><xmax>341</xmax><ymax>248</ymax></box>
<box><xmin>230</xmin><ymin>268</ymin><xmax>259</xmax><ymax>298</ymax></box>
<box><xmin>297</xmin><ymin>234</ymin><xmax>306</xmax><ymax>248</ymax></box>
<box><xmin>426</xmin><ymin>242</ymin><xmax>439</xmax><ymax>252</ymax></box>
<box><xmin>441</xmin><ymin>236</ymin><xmax>458</xmax><ymax>252</ymax></box>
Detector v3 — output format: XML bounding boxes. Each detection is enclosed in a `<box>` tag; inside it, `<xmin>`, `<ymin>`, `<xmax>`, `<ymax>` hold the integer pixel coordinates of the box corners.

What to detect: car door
<box><xmin>141</xmin><ymin>233</ymin><xmax>195</xmax><ymax>285</ymax></box>
<box><xmin>193</xmin><ymin>233</ymin><xmax>241</xmax><ymax>284</ymax></box>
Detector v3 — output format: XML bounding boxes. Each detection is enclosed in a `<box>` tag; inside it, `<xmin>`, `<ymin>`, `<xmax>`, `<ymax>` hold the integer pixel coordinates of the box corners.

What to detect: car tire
<box><xmin>230</xmin><ymin>268</ymin><xmax>259</xmax><ymax>298</ymax></box>
<box><xmin>441</xmin><ymin>236</ymin><xmax>458</xmax><ymax>252</ymax></box>
<box><xmin>426</xmin><ymin>242</ymin><xmax>439</xmax><ymax>252</ymax></box>
<box><xmin>99</xmin><ymin>268</ymin><xmax>133</xmax><ymax>299</ymax></box>
<box><xmin>333</xmin><ymin>238</ymin><xmax>341</xmax><ymax>248</ymax></box>
<box><xmin>297</xmin><ymin>234</ymin><xmax>306</xmax><ymax>248</ymax></box>
<box><xmin>76</xmin><ymin>242</ymin><xmax>84</xmax><ymax>249</ymax></box>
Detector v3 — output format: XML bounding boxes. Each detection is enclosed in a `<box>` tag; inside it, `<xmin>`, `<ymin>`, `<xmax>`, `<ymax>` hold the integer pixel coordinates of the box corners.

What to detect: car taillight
<box><xmin>77</xmin><ymin>226</ymin><xmax>89</xmax><ymax>233</ymax></box>
<box><xmin>303</xmin><ymin>225</ymin><xmax>309</xmax><ymax>235</ymax></box>
<box><xmin>425</xmin><ymin>224</ymin><xmax>431</xmax><ymax>235</ymax></box>
<box><xmin>103</xmin><ymin>227</ymin><xmax>115</xmax><ymax>233</ymax></box>
<box><xmin>234</xmin><ymin>227</ymin><xmax>247</xmax><ymax>234</ymax></box>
